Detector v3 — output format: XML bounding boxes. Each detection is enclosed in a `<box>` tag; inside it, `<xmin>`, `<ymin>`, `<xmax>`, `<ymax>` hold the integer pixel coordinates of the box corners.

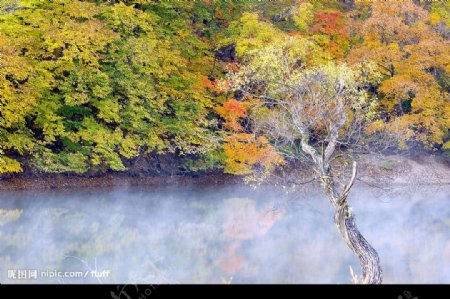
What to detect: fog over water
<box><xmin>0</xmin><ymin>184</ymin><xmax>449</xmax><ymax>284</ymax></box>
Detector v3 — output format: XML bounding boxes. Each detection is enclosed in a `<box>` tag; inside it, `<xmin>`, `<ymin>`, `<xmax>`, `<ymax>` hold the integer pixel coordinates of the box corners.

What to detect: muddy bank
<box><xmin>1</xmin><ymin>154</ymin><xmax>449</xmax><ymax>191</ymax></box>
<box><xmin>0</xmin><ymin>171</ymin><xmax>241</xmax><ymax>191</ymax></box>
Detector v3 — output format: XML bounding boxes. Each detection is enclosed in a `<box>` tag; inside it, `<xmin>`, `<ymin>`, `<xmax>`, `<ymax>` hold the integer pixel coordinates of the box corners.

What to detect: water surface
<box><xmin>0</xmin><ymin>184</ymin><xmax>449</xmax><ymax>283</ymax></box>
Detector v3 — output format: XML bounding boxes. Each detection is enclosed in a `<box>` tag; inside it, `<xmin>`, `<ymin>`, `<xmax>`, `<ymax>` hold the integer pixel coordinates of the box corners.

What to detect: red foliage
<box><xmin>288</xmin><ymin>30</ymin><xmax>302</xmax><ymax>36</ymax></box>
<box><xmin>223</xmin><ymin>99</ymin><xmax>246</xmax><ymax>118</ymax></box>
<box><xmin>200</xmin><ymin>76</ymin><xmax>221</xmax><ymax>93</ymax></box>
<box><xmin>312</xmin><ymin>11</ymin><xmax>349</xmax><ymax>39</ymax></box>
<box><xmin>215</xmin><ymin>99</ymin><xmax>247</xmax><ymax>131</ymax></box>
<box><xmin>228</xmin><ymin>0</ymin><xmax>233</xmax><ymax>15</ymax></box>
<box><xmin>218</xmin><ymin>241</ymin><xmax>246</xmax><ymax>274</ymax></box>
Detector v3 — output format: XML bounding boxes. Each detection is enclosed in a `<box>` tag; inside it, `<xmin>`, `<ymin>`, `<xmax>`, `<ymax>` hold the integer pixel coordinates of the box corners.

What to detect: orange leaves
<box><xmin>223</xmin><ymin>133</ymin><xmax>282</xmax><ymax>175</ymax></box>
<box><xmin>216</xmin><ymin>98</ymin><xmax>281</xmax><ymax>176</ymax></box>
<box><xmin>378</xmin><ymin>75</ymin><xmax>417</xmax><ymax>99</ymax></box>
<box><xmin>359</xmin><ymin>1</ymin><xmax>426</xmax><ymax>45</ymax></box>
<box><xmin>202</xmin><ymin>0</ymin><xmax>212</xmax><ymax>7</ymax></box>
<box><xmin>215</xmin><ymin>97</ymin><xmax>262</xmax><ymax>131</ymax></box>
<box><xmin>228</xmin><ymin>62</ymin><xmax>240</xmax><ymax>72</ymax></box>
<box><xmin>312</xmin><ymin>11</ymin><xmax>348</xmax><ymax>39</ymax></box>
<box><xmin>310</xmin><ymin>10</ymin><xmax>349</xmax><ymax>59</ymax></box>
<box><xmin>215</xmin><ymin>98</ymin><xmax>247</xmax><ymax>131</ymax></box>
<box><xmin>348</xmin><ymin>0</ymin><xmax>450</xmax><ymax>149</ymax></box>
<box><xmin>228</xmin><ymin>0</ymin><xmax>234</xmax><ymax>15</ymax></box>
<box><xmin>287</xmin><ymin>30</ymin><xmax>302</xmax><ymax>36</ymax></box>
<box><xmin>223</xmin><ymin>99</ymin><xmax>247</xmax><ymax>118</ymax></box>
<box><xmin>199</xmin><ymin>75</ymin><xmax>221</xmax><ymax>93</ymax></box>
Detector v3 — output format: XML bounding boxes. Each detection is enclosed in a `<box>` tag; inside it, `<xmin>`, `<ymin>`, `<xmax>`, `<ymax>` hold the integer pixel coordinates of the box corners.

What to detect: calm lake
<box><xmin>0</xmin><ymin>184</ymin><xmax>449</xmax><ymax>283</ymax></box>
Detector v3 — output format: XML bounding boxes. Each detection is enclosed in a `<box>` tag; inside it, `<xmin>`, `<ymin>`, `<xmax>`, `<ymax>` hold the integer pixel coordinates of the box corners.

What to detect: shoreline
<box><xmin>1</xmin><ymin>154</ymin><xmax>450</xmax><ymax>191</ymax></box>
<box><xmin>0</xmin><ymin>172</ymin><xmax>242</xmax><ymax>191</ymax></box>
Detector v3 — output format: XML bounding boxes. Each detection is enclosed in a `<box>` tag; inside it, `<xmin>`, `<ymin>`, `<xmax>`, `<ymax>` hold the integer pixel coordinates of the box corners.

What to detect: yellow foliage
<box><xmin>0</xmin><ymin>155</ymin><xmax>22</xmax><ymax>173</ymax></box>
<box><xmin>429</xmin><ymin>12</ymin><xmax>441</xmax><ymax>25</ymax></box>
<box><xmin>443</xmin><ymin>141</ymin><xmax>450</xmax><ymax>150</ymax></box>
<box><xmin>292</xmin><ymin>2</ymin><xmax>314</xmax><ymax>31</ymax></box>
<box><xmin>227</xmin><ymin>12</ymin><xmax>284</xmax><ymax>56</ymax></box>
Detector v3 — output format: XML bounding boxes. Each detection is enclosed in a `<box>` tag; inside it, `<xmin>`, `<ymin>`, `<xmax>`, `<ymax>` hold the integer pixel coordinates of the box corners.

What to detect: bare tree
<box><xmin>225</xmin><ymin>41</ymin><xmax>383</xmax><ymax>284</ymax></box>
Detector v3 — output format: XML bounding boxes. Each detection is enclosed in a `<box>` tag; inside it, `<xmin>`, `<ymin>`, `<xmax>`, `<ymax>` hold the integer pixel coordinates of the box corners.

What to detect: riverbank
<box><xmin>357</xmin><ymin>154</ymin><xmax>450</xmax><ymax>186</ymax></box>
<box><xmin>0</xmin><ymin>171</ymin><xmax>242</xmax><ymax>191</ymax></box>
<box><xmin>1</xmin><ymin>154</ymin><xmax>449</xmax><ymax>191</ymax></box>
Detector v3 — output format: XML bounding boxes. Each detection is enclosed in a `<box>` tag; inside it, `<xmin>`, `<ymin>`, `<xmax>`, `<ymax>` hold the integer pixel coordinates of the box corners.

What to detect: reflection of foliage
<box><xmin>0</xmin><ymin>209</ymin><xmax>22</xmax><ymax>226</ymax></box>
<box><xmin>1</xmin><ymin>187</ymin><xmax>450</xmax><ymax>283</ymax></box>
<box><xmin>68</xmin><ymin>215</ymin><xmax>139</xmax><ymax>259</ymax></box>
<box><xmin>218</xmin><ymin>197</ymin><xmax>284</xmax><ymax>276</ymax></box>
<box><xmin>221</xmin><ymin>198</ymin><xmax>283</xmax><ymax>241</ymax></box>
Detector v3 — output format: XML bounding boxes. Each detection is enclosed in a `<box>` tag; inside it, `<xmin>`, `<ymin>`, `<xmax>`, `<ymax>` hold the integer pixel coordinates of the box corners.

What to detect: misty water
<box><xmin>0</xmin><ymin>183</ymin><xmax>449</xmax><ymax>284</ymax></box>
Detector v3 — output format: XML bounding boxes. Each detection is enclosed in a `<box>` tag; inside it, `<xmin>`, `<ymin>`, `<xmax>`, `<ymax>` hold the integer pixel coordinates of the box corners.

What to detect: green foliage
<box><xmin>32</xmin><ymin>148</ymin><xmax>89</xmax><ymax>174</ymax></box>
<box><xmin>183</xmin><ymin>148</ymin><xmax>225</xmax><ymax>172</ymax></box>
<box><xmin>0</xmin><ymin>0</ymin><xmax>226</xmax><ymax>174</ymax></box>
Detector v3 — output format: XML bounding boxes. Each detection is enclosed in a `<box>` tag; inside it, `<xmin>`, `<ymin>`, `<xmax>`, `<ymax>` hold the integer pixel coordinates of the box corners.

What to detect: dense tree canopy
<box><xmin>0</xmin><ymin>0</ymin><xmax>449</xmax><ymax>175</ymax></box>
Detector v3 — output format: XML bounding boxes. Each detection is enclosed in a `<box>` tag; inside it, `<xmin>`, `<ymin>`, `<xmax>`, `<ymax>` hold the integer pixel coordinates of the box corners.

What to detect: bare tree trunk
<box><xmin>334</xmin><ymin>203</ymin><xmax>382</xmax><ymax>284</ymax></box>
<box><xmin>321</xmin><ymin>162</ymin><xmax>382</xmax><ymax>284</ymax></box>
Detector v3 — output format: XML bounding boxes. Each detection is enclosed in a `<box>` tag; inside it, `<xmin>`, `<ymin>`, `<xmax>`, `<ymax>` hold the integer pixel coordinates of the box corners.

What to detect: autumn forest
<box><xmin>1</xmin><ymin>0</ymin><xmax>450</xmax><ymax>288</ymax></box>
<box><xmin>0</xmin><ymin>0</ymin><xmax>449</xmax><ymax>176</ymax></box>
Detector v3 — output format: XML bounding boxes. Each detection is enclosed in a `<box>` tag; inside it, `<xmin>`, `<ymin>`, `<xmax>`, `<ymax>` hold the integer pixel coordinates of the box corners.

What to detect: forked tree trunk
<box><xmin>320</xmin><ymin>162</ymin><xmax>382</xmax><ymax>284</ymax></box>
<box><xmin>296</xmin><ymin>126</ymin><xmax>382</xmax><ymax>283</ymax></box>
